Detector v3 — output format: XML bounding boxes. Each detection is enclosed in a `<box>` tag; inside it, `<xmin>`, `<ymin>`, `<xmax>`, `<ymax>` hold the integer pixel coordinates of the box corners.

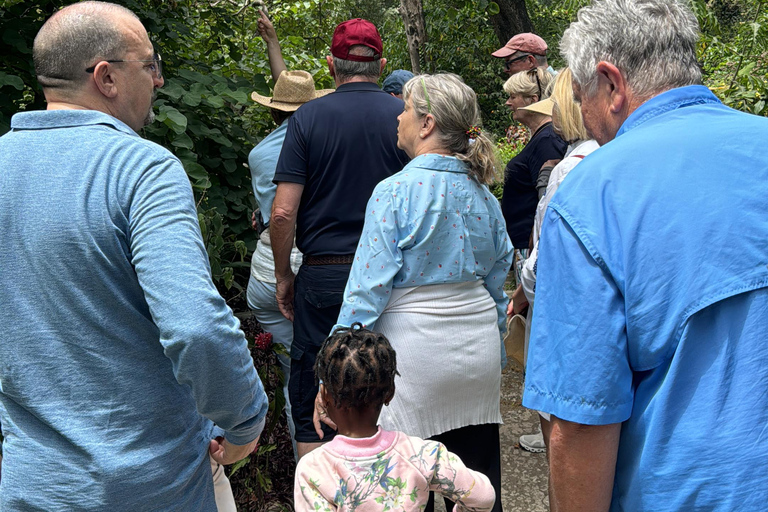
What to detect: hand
<box><xmin>312</xmin><ymin>385</ymin><xmax>337</xmax><ymax>439</ymax></box>
<box><xmin>209</xmin><ymin>435</ymin><xmax>260</xmax><ymax>466</ymax></box>
<box><xmin>511</xmin><ymin>284</ymin><xmax>528</xmax><ymax>315</ymax></box>
<box><xmin>275</xmin><ymin>272</ymin><xmax>296</xmax><ymax>321</ymax></box>
<box><xmin>257</xmin><ymin>9</ymin><xmax>278</xmax><ymax>46</ymax></box>
<box><xmin>542</xmin><ymin>158</ymin><xmax>561</xmax><ymax>169</ymax></box>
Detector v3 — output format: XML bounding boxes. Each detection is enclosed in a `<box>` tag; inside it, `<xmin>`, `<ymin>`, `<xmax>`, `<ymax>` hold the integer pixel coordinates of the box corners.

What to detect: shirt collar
<box><xmin>334</xmin><ymin>81</ymin><xmax>386</xmax><ymax>93</ymax></box>
<box><xmin>617</xmin><ymin>85</ymin><xmax>722</xmax><ymax>138</ymax></box>
<box><xmin>10</xmin><ymin>109</ymin><xmax>138</xmax><ymax>136</ymax></box>
<box><xmin>408</xmin><ymin>153</ymin><xmax>469</xmax><ymax>174</ymax></box>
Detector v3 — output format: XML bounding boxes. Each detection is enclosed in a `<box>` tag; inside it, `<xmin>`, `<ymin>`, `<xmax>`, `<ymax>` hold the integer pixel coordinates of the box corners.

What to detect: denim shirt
<box><xmin>335</xmin><ymin>154</ymin><xmax>513</xmax><ymax>355</ymax></box>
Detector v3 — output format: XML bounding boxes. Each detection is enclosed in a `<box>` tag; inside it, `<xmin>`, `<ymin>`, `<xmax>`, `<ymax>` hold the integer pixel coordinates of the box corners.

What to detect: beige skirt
<box><xmin>376</xmin><ymin>279</ymin><xmax>502</xmax><ymax>439</ymax></box>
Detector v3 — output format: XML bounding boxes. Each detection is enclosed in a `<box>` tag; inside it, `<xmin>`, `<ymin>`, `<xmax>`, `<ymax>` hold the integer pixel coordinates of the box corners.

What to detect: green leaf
<box><xmin>172</xmin><ymin>132</ymin><xmax>194</xmax><ymax>149</ymax></box>
<box><xmin>0</xmin><ymin>72</ymin><xmax>24</xmax><ymax>90</ymax></box>
<box><xmin>228</xmin><ymin>456</ymin><xmax>250</xmax><ymax>477</ymax></box>
<box><xmin>177</xmin><ymin>68</ymin><xmax>213</xmax><ymax>85</ymax></box>
<box><xmin>186</xmin><ymin>164</ymin><xmax>207</xmax><ymax>181</ymax></box>
<box><xmin>158</xmin><ymin>80</ymin><xmax>185</xmax><ymax>101</ymax></box>
<box><xmin>204</xmin><ymin>94</ymin><xmax>226</xmax><ymax>108</ymax></box>
<box><xmin>738</xmin><ymin>62</ymin><xmax>755</xmax><ymax>77</ymax></box>
<box><xmin>160</xmin><ymin>106</ymin><xmax>188</xmax><ymax>134</ymax></box>
<box><xmin>3</xmin><ymin>29</ymin><xmax>29</xmax><ymax>54</ymax></box>
<box><xmin>487</xmin><ymin>2</ymin><xmax>500</xmax><ymax>15</ymax></box>
<box><xmin>223</xmin><ymin>159</ymin><xmax>237</xmax><ymax>173</ymax></box>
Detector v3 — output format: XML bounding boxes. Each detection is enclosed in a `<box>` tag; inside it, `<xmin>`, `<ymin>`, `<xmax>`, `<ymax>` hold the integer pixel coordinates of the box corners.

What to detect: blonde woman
<box><xmin>511</xmin><ymin>68</ymin><xmax>600</xmax><ymax>453</ymax></box>
<box><xmin>322</xmin><ymin>73</ymin><xmax>512</xmax><ymax>512</ymax></box>
<box><xmin>500</xmin><ymin>68</ymin><xmax>566</xmax><ymax>254</ymax></box>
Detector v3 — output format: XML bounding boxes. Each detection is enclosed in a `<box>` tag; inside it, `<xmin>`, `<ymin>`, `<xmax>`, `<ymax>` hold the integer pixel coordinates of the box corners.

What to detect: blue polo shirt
<box><xmin>274</xmin><ymin>81</ymin><xmax>409</xmax><ymax>256</ymax></box>
<box><xmin>523</xmin><ymin>85</ymin><xmax>768</xmax><ymax>511</ymax></box>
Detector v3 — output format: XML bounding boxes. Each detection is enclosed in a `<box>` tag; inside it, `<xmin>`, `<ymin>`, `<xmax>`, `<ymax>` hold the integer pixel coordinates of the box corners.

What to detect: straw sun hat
<box><xmin>251</xmin><ymin>70</ymin><xmax>334</xmax><ymax>112</ymax></box>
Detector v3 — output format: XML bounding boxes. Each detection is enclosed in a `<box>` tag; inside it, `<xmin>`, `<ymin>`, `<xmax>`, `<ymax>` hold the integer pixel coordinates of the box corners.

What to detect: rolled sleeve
<box><xmin>522</xmin><ymin>206</ymin><xmax>634</xmax><ymax>425</ymax></box>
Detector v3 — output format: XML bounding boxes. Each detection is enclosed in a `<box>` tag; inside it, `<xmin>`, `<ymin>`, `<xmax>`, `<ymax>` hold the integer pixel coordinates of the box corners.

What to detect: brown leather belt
<box><xmin>304</xmin><ymin>254</ymin><xmax>355</xmax><ymax>266</ymax></box>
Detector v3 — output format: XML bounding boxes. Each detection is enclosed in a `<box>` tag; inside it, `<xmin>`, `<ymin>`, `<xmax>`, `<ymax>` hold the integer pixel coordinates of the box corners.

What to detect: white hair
<box><xmin>560</xmin><ymin>0</ymin><xmax>702</xmax><ymax>99</ymax></box>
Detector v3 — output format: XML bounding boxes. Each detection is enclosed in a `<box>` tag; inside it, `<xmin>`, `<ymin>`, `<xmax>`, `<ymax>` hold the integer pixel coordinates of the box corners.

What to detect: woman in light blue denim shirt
<box><xmin>323</xmin><ymin>73</ymin><xmax>513</xmax><ymax>512</ymax></box>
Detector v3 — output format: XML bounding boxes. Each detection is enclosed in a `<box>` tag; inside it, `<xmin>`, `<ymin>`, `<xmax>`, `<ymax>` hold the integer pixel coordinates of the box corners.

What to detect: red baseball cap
<box><xmin>330</xmin><ymin>18</ymin><xmax>383</xmax><ymax>62</ymax></box>
<box><xmin>492</xmin><ymin>33</ymin><xmax>547</xmax><ymax>58</ymax></box>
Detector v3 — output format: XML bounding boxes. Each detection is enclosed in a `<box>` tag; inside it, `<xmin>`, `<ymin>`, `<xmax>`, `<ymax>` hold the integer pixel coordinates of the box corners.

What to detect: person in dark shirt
<box><xmin>271</xmin><ymin>18</ymin><xmax>409</xmax><ymax>459</ymax></box>
<box><xmin>501</xmin><ymin>68</ymin><xmax>567</xmax><ymax>253</ymax></box>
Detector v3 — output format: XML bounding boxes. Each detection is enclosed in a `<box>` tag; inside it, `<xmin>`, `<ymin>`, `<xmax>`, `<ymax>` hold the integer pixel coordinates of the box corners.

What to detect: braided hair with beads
<box><xmin>314</xmin><ymin>323</ymin><xmax>399</xmax><ymax>410</ymax></box>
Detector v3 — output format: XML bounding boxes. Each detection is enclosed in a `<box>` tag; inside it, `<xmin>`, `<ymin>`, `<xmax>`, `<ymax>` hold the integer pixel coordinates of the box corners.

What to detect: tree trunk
<box><xmin>399</xmin><ymin>0</ymin><xmax>426</xmax><ymax>74</ymax></box>
<box><xmin>489</xmin><ymin>0</ymin><xmax>534</xmax><ymax>47</ymax></box>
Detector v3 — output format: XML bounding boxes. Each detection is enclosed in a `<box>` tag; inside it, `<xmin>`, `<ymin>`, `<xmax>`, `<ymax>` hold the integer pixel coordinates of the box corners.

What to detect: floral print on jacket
<box><xmin>295</xmin><ymin>428</ymin><xmax>495</xmax><ymax>512</ymax></box>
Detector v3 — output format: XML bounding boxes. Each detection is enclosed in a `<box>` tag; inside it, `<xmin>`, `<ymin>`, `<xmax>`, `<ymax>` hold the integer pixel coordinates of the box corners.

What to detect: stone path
<box><xmin>499</xmin><ymin>362</ymin><xmax>549</xmax><ymax>512</ymax></box>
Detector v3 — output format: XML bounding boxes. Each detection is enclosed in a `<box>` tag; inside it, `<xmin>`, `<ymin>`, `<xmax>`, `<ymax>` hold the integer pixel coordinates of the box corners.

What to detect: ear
<box><xmin>378</xmin><ymin>58</ymin><xmax>387</xmax><ymax>75</ymax></box>
<box><xmin>420</xmin><ymin>113</ymin><xmax>437</xmax><ymax>139</ymax></box>
<box><xmin>595</xmin><ymin>61</ymin><xmax>627</xmax><ymax>114</ymax></box>
<box><xmin>326</xmin><ymin>55</ymin><xmax>335</xmax><ymax>78</ymax></box>
<box><xmin>383</xmin><ymin>385</ymin><xmax>396</xmax><ymax>406</ymax></box>
<box><xmin>91</xmin><ymin>61</ymin><xmax>118</xmax><ymax>99</ymax></box>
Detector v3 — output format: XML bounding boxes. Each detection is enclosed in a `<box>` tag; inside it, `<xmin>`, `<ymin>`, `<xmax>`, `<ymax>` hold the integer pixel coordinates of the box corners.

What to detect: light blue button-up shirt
<box><xmin>524</xmin><ymin>85</ymin><xmax>768</xmax><ymax>511</ymax></box>
<box><xmin>0</xmin><ymin>110</ymin><xmax>268</xmax><ymax>511</ymax></box>
<box><xmin>334</xmin><ymin>154</ymin><xmax>513</xmax><ymax>355</ymax></box>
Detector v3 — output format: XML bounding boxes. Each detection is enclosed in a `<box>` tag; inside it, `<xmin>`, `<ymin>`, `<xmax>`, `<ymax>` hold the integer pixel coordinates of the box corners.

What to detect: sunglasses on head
<box><xmin>528</xmin><ymin>68</ymin><xmax>542</xmax><ymax>99</ymax></box>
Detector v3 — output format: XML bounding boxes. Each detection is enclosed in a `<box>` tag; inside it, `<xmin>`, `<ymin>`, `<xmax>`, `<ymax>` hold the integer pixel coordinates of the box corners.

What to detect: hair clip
<box><xmin>466</xmin><ymin>126</ymin><xmax>481</xmax><ymax>139</ymax></box>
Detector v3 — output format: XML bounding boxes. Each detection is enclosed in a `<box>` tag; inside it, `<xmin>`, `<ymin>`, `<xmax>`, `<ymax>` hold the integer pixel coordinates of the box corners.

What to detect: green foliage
<box><xmin>1</xmin><ymin>0</ymin><xmax>764</xmax><ymax>304</ymax></box>
<box><xmin>694</xmin><ymin>0</ymin><xmax>768</xmax><ymax>116</ymax></box>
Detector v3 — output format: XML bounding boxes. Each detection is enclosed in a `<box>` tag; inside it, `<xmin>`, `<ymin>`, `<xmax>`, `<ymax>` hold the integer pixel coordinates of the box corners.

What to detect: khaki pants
<box><xmin>211</xmin><ymin>455</ymin><xmax>237</xmax><ymax>512</ymax></box>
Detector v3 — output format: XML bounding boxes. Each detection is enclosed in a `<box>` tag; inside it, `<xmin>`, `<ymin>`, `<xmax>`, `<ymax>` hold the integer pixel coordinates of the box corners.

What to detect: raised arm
<box><xmin>257</xmin><ymin>9</ymin><xmax>287</xmax><ymax>84</ymax></box>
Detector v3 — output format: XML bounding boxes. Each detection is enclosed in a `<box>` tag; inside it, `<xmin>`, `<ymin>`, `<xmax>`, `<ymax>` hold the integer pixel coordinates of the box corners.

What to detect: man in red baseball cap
<box><xmin>330</xmin><ymin>18</ymin><xmax>383</xmax><ymax>61</ymax></box>
<box><xmin>492</xmin><ymin>33</ymin><xmax>553</xmax><ymax>76</ymax></box>
<box><xmin>271</xmin><ymin>17</ymin><xmax>409</xmax><ymax>460</ymax></box>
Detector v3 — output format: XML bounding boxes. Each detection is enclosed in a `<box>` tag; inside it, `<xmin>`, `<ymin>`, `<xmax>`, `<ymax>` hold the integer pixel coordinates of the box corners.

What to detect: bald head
<box><xmin>34</xmin><ymin>1</ymin><xmax>140</xmax><ymax>92</ymax></box>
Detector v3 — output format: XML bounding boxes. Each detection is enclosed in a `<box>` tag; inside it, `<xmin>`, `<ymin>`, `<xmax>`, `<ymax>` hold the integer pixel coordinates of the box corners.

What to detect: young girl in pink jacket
<box><xmin>294</xmin><ymin>323</ymin><xmax>496</xmax><ymax>512</ymax></box>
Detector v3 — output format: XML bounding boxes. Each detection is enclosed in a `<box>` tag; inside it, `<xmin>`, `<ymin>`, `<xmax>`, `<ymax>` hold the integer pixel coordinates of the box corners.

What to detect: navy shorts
<box><xmin>289</xmin><ymin>263</ymin><xmax>351</xmax><ymax>443</ymax></box>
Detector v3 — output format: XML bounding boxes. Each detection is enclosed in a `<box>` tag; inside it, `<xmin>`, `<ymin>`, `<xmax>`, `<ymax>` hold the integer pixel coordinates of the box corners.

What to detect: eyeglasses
<box><xmin>504</xmin><ymin>53</ymin><xmax>531</xmax><ymax>71</ymax></box>
<box><xmin>528</xmin><ymin>68</ymin><xmax>542</xmax><ymax>99</ymax></box>
<box><xmin>85</xmin><ymin>52</ymin><xmax>163</xmax><ymax>79</ymax></box>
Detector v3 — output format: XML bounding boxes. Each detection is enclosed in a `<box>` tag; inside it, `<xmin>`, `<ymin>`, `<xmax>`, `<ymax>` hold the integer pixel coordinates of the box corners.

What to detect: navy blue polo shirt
<box><xmin>501</xmin><ymin>122</ymin><xmax>567</xmax><ymax>249</ymax></box>
<box><xmin>274</xmin><ymin>81</ymin><xmax>409</xmax><ymax>256</ymax></box>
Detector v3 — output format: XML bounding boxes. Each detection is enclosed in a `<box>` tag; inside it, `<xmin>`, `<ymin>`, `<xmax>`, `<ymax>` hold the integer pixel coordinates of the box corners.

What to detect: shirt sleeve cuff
<box><xmin>522</xmin><ymin>384</ymin><xmax>632</xmax><ymax>426</ymax></box>
<box><xmin>273</xmin><ymin>173</ymin><xmax>306</xmax><ymax>185</ymax></box>
<box><xmin>222</xmin><ymin>415</ymin><xmax>267</xmax><ymax>446</ymax></box>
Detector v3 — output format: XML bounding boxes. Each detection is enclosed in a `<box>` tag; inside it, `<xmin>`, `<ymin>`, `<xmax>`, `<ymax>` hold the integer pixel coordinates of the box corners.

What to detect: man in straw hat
<box><xmin>271</xmin><ymin>18</ymin><xmax>409</xmax><ymax>458</ymax></box>
<box><xmin>524</xmin><ymin>0</ymin><xmax>768</xmax><ymax>510</ymax></box>
<box><xmin>247</xmin><ymin>9</ymin><xmax>333</xmax><ymax>462</ymax></box>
